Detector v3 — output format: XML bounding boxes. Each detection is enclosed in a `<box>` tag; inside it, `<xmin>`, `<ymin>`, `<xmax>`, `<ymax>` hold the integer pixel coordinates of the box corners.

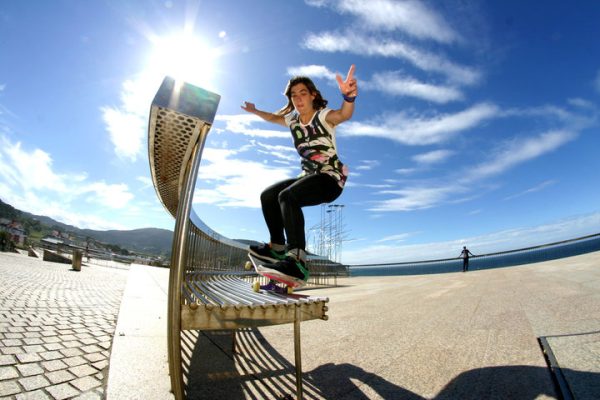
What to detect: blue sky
<box><xmin>1</xmin><ymin>0</ymin><xmax>599</xmax><ymax>264</ymax></box>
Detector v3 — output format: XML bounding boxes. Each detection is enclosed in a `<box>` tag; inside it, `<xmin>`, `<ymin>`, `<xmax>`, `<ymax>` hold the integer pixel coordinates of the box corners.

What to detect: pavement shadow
<box><xmin>182</xmin><ymin>328</ymin><xmax>597</xmax><ymax>399</ymax></box>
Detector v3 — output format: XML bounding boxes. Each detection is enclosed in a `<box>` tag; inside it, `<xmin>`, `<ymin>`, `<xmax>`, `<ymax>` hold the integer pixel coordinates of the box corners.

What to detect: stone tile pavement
<box><xmin>0</xmin><ymin>251</ymin><xmax>129</xmax><ymax>399</ymax></box>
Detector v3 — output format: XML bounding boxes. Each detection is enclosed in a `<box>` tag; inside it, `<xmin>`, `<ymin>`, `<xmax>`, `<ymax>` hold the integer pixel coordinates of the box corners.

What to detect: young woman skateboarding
<box><xmin>241</xmin><ymin>64</ymin><xmax>357</xmax><ymax>283</ymax></box>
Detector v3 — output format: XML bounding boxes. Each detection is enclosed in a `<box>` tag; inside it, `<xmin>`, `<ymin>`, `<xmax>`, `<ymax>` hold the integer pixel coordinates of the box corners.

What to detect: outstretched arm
<box><xmin>241</xmin><ymin>102</ymin><xmax>286</xmax><ymax>127</ymax></box>
<box><xmin>326</xmin><ymin>64</ymin><xmax>358</xmax><ymax>127</ymax></box>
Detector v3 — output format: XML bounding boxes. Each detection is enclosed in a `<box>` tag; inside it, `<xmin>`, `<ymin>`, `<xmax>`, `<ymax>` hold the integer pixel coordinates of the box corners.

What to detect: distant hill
<box><xmin>234</xmin><ymin>239</ymin><xmax>260</xmax><ymax>247</ymax></box>
<box><xmin>0</xmin><ymin>198</ymin><xmax>173</xmax><ymax>257</ymax></box>
<box><xmin>79</xmin><ymin>227</ymin><xmax>174</xmax><ymax>256</ymax></box>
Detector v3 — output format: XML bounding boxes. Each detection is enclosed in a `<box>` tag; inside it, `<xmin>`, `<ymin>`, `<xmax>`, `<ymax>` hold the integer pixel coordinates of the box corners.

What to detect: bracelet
<box><xmin>342</xmin><ymin>94</ymin><xmax>356</xmax><ymax>103</ymax></box>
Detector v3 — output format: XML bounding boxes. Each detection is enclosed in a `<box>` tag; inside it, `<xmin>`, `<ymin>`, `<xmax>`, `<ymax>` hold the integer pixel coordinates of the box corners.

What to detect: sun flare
<box><xmin>147</xmin><ymin>32</ymin><xmax>219</xmax><ymax>90</ymax></box>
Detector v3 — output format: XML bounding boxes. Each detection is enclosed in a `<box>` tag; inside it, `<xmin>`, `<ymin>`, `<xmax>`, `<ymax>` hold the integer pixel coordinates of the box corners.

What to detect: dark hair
<box><xmin>277</xmin><ymin>76</ymin><xmax>328</xmax><ymax>115</ymax></box>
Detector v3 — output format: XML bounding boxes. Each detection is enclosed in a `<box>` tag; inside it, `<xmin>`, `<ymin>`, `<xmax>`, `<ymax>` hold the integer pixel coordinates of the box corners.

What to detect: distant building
<box><xmin>0</xmin><ymin>218</ymin><xmax>27</xmax><ymax>246</ymax></box>
<box><xmin>51</xmin><ymin>230</ymin><xmax>71</xmax><ymax>240</ymax></box>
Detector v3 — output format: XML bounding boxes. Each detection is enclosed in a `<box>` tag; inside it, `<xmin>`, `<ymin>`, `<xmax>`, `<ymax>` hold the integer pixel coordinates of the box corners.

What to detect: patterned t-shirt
<box><xmin>284</xmin><ymin>108</ymin><xmax>348</xmax><ymax>188</ymax></box>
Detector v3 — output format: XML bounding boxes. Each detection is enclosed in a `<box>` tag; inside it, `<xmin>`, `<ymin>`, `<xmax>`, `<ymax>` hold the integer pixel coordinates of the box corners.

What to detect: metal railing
<box><xmin>351</xmin><ymin>233</ymin><xmax>600</xmax><ymax>276</ymax></box>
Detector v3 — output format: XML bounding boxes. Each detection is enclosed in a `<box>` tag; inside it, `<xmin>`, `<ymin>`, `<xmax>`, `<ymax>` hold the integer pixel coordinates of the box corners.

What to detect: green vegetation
<box><xmin>0</xmin><ymin>231</ymin><xmax>14</xmax><ymax>252</ymax></box>
<box><xmin>0</xmin><ymin>198</ymin><xmax>172</xmax><ymax>259</ymax></box>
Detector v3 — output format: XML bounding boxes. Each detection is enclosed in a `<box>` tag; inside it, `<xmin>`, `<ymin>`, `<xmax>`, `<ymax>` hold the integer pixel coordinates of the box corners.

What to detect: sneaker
<box><xmin>270</xmin><ymin>256</ymin><xmax>310</xmax><ymax>282</ymax></box>
<box><xmin>248</xmin><ymin>242</ymin><xmax>286</xmax><ymax>263</ymax></box>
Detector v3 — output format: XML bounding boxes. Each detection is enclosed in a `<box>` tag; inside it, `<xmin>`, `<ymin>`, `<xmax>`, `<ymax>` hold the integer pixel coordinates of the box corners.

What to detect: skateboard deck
<box><xmin>246</xmin><ymin>253</ymin><xmax>306</xmax><ymax>294</ymax></box>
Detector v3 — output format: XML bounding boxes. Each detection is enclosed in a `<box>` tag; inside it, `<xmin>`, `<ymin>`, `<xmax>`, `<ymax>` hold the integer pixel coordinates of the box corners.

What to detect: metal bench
<box><xmin>148</xmin><ymin>77</ymin><xmax>330</xmax><ymax>399</ymax></box>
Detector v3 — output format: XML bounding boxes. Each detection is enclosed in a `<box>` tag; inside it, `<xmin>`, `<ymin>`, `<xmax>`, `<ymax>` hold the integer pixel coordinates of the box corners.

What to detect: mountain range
<box><xmin>0</xmin><ymin>198</ymin><xmax>174</xmax><ymax>257</ymax></box>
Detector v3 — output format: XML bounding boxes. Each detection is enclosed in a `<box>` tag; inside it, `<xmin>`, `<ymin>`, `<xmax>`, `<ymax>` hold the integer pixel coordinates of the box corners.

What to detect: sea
<box><xmin>350</xmin><ymin>233</ymin><xmax>600</xmax><ymax>276</ymax></box>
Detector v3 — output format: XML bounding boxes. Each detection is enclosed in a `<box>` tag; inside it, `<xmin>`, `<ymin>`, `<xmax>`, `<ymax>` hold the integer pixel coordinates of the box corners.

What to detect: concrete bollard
<box><xmin>72</xmin><ymin>250</ymin><xmax>82</xmax><ymax>271</ymax></box>
<box><xmin>28</xmin><ymin>247</ymin><xmax>39</xmax><ymax>258</ymax></box>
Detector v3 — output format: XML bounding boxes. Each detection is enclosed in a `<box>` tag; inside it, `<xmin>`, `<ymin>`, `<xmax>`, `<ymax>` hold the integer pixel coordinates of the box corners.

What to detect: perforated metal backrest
<box><xmin>148</xmin><ymin>77</ymin><xmax>220</xmax><ymax>218</ymax></box>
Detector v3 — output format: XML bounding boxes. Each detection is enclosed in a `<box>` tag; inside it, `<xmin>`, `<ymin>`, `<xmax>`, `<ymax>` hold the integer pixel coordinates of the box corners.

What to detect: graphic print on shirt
<box><xmin>286</xmin><ymin>108</ymin><xmax>348</xmax><ymax>188</ymax></box>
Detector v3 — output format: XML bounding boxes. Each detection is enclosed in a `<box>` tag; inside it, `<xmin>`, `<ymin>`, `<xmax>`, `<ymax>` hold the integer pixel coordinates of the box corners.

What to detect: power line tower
<box><xmin>307</xmin><ymin>203</ymin><xmax>346</xmax><ymax>263</ymax></box>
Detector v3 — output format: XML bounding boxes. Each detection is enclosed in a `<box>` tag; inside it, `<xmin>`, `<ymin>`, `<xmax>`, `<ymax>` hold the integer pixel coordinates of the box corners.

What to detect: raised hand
<box><xmin>241</xmin><ymin>101</ymin><xmax>257</xmax><ymax>113</ymax></box>
<box><xmin>336</xmin><ymin>64</ymin><xmax>357</xmax><ymax>98</ymax></box>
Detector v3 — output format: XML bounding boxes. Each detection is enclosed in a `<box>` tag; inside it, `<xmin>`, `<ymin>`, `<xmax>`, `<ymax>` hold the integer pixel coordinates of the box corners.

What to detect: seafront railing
<box><xmin>350</xmin><ymin>233</ymin><xmax>600</xmax><ymax>276</ymax></box>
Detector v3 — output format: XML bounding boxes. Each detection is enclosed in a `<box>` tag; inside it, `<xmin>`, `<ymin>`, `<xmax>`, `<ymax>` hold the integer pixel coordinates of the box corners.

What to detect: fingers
<box><xmin>346</xmin><ymin>64</ymin><xmax>355</xmax><ymax>82</ymax></box>
<box><xmin>337</xmin><ymin>65</ymin><xmax>356</xmax><ymax>85</ymax></box>
<box><xmin>240</xmin><ymin>101</ymin><xmax>254</xmax><ymax>112</ymax></box>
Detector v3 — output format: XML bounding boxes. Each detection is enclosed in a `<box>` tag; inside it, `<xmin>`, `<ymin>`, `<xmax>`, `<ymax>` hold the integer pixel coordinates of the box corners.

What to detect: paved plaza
<box><xmin>109</xmin><ymin>251</ymin><xmax>600</xmax><ymax>399</ymax></box>
<box><xmin>0</xmin><ymin>252</ymin><xmax>129</xmax><ymax>399</ymax></box>
<box><xmin>3</xmin><ymin>249</ymin><xmax>600</xmax><ymax>399</ymax></box>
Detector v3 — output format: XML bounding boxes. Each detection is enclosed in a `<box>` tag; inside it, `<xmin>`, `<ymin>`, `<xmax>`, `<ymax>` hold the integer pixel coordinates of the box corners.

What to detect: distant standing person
<box><xmin>460</xmin><ymin>246</ymin><xmax>475</xmax><ymax>272</ymax></box>
<box><xmin>241</xmin><ymin>65</ymin><xmax>357</xmax><ymax>284</ymax></box>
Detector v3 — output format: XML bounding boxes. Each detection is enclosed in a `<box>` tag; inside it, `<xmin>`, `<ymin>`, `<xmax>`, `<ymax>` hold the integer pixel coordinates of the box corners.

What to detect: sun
<box><xmin>146</xmin><ymin>31</ymin><xmax>219</xmax><ymax>90</ymax></box>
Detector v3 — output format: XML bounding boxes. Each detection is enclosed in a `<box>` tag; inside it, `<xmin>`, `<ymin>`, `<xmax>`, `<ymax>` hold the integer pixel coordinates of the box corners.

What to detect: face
<box><xmin>290</xmin><ymin>83</ymin><xmax>316</xmax><ymax>114</ymax></box>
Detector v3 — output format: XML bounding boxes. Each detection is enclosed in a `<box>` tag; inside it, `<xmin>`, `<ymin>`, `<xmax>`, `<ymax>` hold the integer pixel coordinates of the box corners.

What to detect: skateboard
<box><xmin>245</xmin><ymin>253</ymin><xmax>306</xmax><ymax>294</ymax></box>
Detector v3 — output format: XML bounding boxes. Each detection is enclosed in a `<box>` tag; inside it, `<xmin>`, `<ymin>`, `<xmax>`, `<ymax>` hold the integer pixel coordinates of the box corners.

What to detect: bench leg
<box><xmin>294</xmin><ymin>306</ymin><xmax>303</xmax><ymax>400</ymax></box>
<box><xmin>232</xmin><ymin>330</ymin><xmax>237</xmax><ymax>353</ymax></box>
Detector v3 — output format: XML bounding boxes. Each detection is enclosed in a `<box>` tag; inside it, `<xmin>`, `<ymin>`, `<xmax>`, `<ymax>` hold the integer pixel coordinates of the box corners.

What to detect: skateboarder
<box><xmin>459</xmin><ymin>246</ymin><xmax>475</xmax><ymax>272</ymax></box>
<box><xmin>241</xmin><ymin>64</ymin><xmax>358</xmax><ymax>283</ymax></box>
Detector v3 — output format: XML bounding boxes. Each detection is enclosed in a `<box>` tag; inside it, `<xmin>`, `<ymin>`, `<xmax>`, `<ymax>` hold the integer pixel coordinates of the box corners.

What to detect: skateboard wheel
<box><xmin>287</xmin><ymin>286</ymin><xmax>293</xmax><ymax>294</ymax></box>
<box><xmin>244</xmin><ymin>261</ymin><xmax>252</xmax><ymax>270</ymax></box>
<box><xmin>252</xmin><ymin>281</ymin><xmax>260</xmax><ymax>292</ymax></box>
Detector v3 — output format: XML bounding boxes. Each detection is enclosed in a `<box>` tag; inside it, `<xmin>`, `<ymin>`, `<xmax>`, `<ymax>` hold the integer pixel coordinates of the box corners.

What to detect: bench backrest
<box><xmin>148</xmin><ymin>77</ymin><xmax>334</xmax><ymax>399</ymax></box>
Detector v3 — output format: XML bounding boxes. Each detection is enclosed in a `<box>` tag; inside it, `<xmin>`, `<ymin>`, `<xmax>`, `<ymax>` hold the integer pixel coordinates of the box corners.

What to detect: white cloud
<box><xmin>412</xmin><ymin>149</ymin><xmax>454</xmax><ymax>164</ymax></box>
<box><xmin>287</xmin><ymin>65</ymin><xmax>335</xmax><ymax>80</ymax></box>
<box><xmin>81</xmin><ymin>182</ymin><xmax>134</xmax><ymax>209</ymax></box>
<box><xmin>370</xmin><ymin>130</ymin><xmax>576</xmax><ymax>212</ymax></box>
<box><xmin>254</xmin><ymin>142</ymin><xmax>297</xmax><ymax>163</ymax></box>
<box><xmin>101</xmin><ymin>73</ymin><xmax>160</xmax><ymax>162</ymax></box>
<box><xmin>194</xmin><ymin>146</ymin><xmax>293</xmax><ymax>208</ymax></box>
<box><xmin>376</xmin><ymin>232</ymin><xmax>416</xmax><ymax>243</ymax></box>
<box><xmin>101</xmin><ymin>106</ymin><xmax>146</xmax><ymax>162</ymax></box>
<box><xmin>136</xmin><ymin>175</ymin><xmax>153</xmax><ymax>189</ymax></box>
<box><xmin>504</xmin><ymin>180</ymin><xmax>557</xmax><ymax>201</ymax></box>
<box><xmin>344</xmin><ymin>212</ymin><xmax>600</xmax><ymax>264</ymax></box>
<box><xmin>215</xmin><ymin>114</ymin><xmax>289</xmax><ymax>138</ymax></box>
<box><xmin>0</xmin><ymin>136</ymin><xmax>68</xmax><ymax>192</ymax></box>
<box><xmin>351</xmin><ymin>183</ymin><xmax>394</xmax><ymax>189</ymax></box>
<box><xmin>304</xmin><ymin>0</ymin><xmax>328</xmax><ymax>7</ymax></box>
<box><xmin>567</xmin><ymin>98</ymin><xmax>596</xmax><ymax>109</ymax></box>
<box><xmin>366</xmin><ymin>71</ymin><xmax>463</xmax><ymax>103</ymax></box>
<box><xmin>303</xmin><ymin>31</ymin><xmax>480</xmax><ymax>85</ymax></box>
<box><xmin>333</xmin><ymin>0</ymin><xmax>460</xmax><ymax>43</ymax></box>
<box><xmin>340</xmin><ymin>103</ymin><xmax>499</xmax><ymax>145</ymax></box>
<box><xmin>371</xmin><ymin>185</ymin><xmax>458</xmax><ymax>212</ymax></box>
<box><xmin>10</xmin><ymin>191</ymin><xmax>128</xmax><ymax>230</ymax></box>
<box><xmin>0</xmin><ymin>135</ymin><xmax>135</xmax><ymax>229</ymax></box>
<box><xmin>503</xmin><ymin>104</ymin><xmax>575</xmax><ymax>123</ymax></box>
<box><xmin>201</xmin><ymin>147</ymin><xmax>238</xmax><ymax>162</ymax></box>
<box><xmin>355</xmin><ymin>160</ymin><xmax>381</xmax><ymax>171</ymax></box>
<box><xmin>463</xmin><ymin>130</ymin><xmax>577</xmax><ymax>182</ymax></box>
<box><xmin>395</xmin><ymin>168</ymin><xmax>417</xmax><ymax>175</ymax></box>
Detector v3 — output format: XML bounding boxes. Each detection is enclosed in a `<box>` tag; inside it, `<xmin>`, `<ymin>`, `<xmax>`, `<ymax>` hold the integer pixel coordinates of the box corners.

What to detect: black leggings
<box><xmin>260</xmin><ymin>173</ymin><xmax>343</xmax><ymax>251</ymax></box>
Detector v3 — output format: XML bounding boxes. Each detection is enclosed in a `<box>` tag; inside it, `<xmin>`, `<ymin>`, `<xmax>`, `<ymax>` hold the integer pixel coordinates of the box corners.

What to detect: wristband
<box><xmin>342</xmin><ymin>94</ymin><xmax>356</xmax><ymax>103</ymax></box>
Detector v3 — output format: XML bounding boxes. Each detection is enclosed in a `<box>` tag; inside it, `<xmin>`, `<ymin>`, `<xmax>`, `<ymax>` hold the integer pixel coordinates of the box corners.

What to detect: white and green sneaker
<box><xmin>270</xmin><ymin>256</ymin><xmax>310</xmax><ymax>282</ymax></box>
<box><xmin>248</xmin><ymin>242</ymin><xmax>286</xmax><ymax>263</ymax></box>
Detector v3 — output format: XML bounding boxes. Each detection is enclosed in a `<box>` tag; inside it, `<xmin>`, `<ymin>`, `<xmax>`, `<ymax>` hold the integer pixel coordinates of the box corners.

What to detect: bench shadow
<box><xmin>182</xmin><ymin>328</ymin><xmax>597</xmax><ymax>399</ymax></box>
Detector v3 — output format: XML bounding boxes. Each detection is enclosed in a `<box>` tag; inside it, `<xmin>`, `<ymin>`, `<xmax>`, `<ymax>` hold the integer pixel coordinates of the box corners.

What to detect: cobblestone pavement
<box><xmin>0</xmin><ymin>252</ymin><xmax>129</xmax><ymax>399</ymax></box>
